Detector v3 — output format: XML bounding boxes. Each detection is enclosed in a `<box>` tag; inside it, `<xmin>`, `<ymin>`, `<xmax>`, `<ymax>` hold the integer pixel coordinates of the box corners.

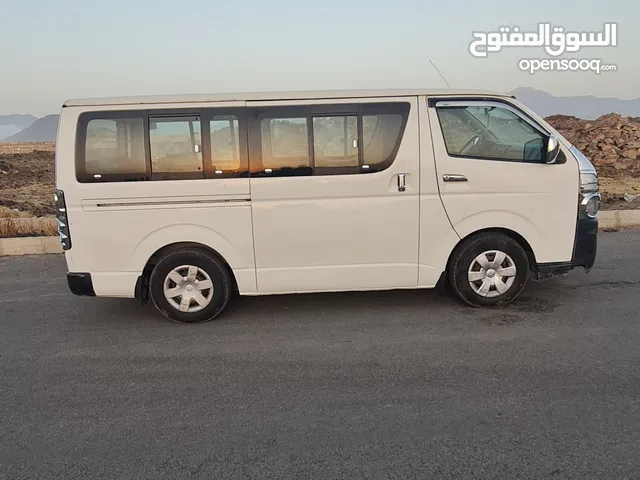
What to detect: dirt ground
<box><xmin>0</xmin><ymin>145</ymin><xmax>639</xmax><ymax>218</ymax></box>
<box><xmin>598</xmin><ymin>176</ymin><xmax>640</xmax><ymax>210</ymax></box>
<box><xmin>0</xmin><ymin>149</ymin><xmax>55</xmax><ymax>217</ymax></box>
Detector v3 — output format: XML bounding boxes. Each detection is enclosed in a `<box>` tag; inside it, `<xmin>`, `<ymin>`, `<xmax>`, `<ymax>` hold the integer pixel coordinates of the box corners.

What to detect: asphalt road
<box><xmin>1</xmin><ymin>232</ymin><xmax>639</xmax><ymax>480</ymax></box>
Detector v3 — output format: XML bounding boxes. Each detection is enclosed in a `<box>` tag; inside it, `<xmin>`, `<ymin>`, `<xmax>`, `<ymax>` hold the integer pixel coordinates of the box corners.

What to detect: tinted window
<box><xmin>210</xmin><ymin>116</ymin><xmax>242</xmax><ymax>175</ymax></box>
<box><xmin>83</xmin><ymin>117</ymin><xmax>147</xmax><ymax>179</ymax></box>
<box><xmin>254</xmin><ymin>102</ymin><xmax>409</xmax><ymax>177</ymax></box>
<box><xmin>436</xmin><ymin>105</ymin><xmax>546</xmax><ymax>162</ymax></box>
<box><xmin>149</xmin><ymin>116</ymin><xmax>203</xmax><ymax>175</ymax></box>
<box><xmin>313</xmin><ymin>115</ymin><xmax>359</xmax><ymax>172</ymax></box>
<box><xmin>361</xmin><ymin>111</ymin><xmax>406</xmax><ymax>172</ymax></box>
<box><xmin>78</xmin><ymin>102</ymin><xmax>411</xmax><ymax>182</ymax></box>
<box><xmin>260</xmin><ymin>117</ymin><xmax>311</xmax><ymax>172</ymax></box>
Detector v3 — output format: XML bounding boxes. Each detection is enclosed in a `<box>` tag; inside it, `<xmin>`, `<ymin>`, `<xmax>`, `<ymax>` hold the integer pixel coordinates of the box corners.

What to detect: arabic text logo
<box><xmin>469</xmin><ymin>23</ymin><xmax>618</xmax><ymax>58</ymax></box>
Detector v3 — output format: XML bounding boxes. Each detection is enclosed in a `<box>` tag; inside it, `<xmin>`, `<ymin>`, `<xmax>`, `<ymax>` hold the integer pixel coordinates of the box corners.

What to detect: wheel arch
<box><xmin>438</xmin><ymin>227</ymin><xmax>538</xmax><ymax>293</ymax></box>
<box><xmin>449</xmin><ymin>227</ymin><xmax>537</xmax><ymax>271</ymax></box>
<box><xmin>136</xmin><ymin>242</ymin><xmax>239</xmax><ymax>303</ymax></box>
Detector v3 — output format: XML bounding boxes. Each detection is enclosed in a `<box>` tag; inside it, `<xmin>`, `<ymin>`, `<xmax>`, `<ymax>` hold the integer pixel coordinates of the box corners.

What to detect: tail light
<box><xmin>54</xmin><ymin>189</ymin><xmax>71</xmax><ymax>250</ymax></box>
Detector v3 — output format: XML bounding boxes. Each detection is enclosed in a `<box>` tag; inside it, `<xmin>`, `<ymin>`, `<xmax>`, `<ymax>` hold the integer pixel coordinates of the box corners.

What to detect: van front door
<box><xmin>247</xmin><ymin>97</ymin><xmax>420</xmax><ymax>293</ymax></box>
<box><xmin>428</xmin><ymin>98</ymin><xmax>579</xmax><ymax>264</ymax></box>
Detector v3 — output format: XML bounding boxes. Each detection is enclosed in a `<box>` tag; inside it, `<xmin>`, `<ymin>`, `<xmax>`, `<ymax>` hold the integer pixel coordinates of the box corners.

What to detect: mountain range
<box><xmin>0</xmin><ymin>114</ymin><xmax>37</xmax><ymax>141</ymax></box>
<box><xmin>510</xmin><ymin>87</ymin><xmax>640</xmax><ymax>120</ymax></box>
<box><xmin>2</xmin><ymin>88</ymin><xmax>640</xmax><ymax>142</ymax></box>
<box><xmin>3</xmin><ymin>115</ymin><xmax>60</xmax><ymax>142</ymax></box>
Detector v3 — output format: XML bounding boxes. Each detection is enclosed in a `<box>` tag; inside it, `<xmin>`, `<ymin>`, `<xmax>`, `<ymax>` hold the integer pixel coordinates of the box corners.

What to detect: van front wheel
<box><xmin>448</xmin><ymin>232</ymin><xmax>530</xmax><ymax>307</ymax></box>
<box><xmin>149</xmin><ymin>248</ymin><xmax>232</xmax><ymax>323</ymax></box>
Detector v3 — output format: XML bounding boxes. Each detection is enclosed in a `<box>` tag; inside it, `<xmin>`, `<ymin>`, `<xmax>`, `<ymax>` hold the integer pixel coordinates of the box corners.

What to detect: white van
<box><xmin>54</xmin><ymin>89</ymin><xmax>600</xmax><ymax>323</ymax></box>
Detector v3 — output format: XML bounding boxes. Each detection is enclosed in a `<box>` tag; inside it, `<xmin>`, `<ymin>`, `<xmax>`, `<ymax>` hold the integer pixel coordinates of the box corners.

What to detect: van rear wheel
<box><xmin>149</xmin><ymin>248</ymin><xmax>232</xmax><ymax>323</ymax></box>
<box><xmin>448</xmin><ymin>232</ymin><xmax>530</xmax><ymax>307</ymax></box>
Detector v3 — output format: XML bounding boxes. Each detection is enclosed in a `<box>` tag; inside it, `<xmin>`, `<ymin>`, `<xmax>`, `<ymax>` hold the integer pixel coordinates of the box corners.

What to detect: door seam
<box><xmin>426</xmin><ymin>97</ymin><xmax>461</xmax><ymax>240</ymax></box>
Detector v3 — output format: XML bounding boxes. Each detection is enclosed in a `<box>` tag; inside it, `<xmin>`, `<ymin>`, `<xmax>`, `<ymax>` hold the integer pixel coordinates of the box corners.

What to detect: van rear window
<box><xmin>82</xmin><ymin>117</ymin><xmax>147</xmax><ymax>180</ymax></box>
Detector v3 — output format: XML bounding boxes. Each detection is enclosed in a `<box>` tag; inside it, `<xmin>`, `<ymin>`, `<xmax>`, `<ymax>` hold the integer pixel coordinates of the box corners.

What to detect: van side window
<box><xmin>81</xmin><ymin>117</ymin><xmax>147</xmax><ymax>181</ymax></box>
<box><xmin>436</xmin><ymin>105</ymin><xmax>547</xmax><ymax>163</ymax></box>
<box><xmin>252</xmin><ymin>102</ymin><xmax>410</xmax><ymax>177</ymax></box>
<box><xmin>210</xmin><ymin>116</ymin><xmax>243</xmax><ymax>176</ymax></box>
<box><xmin>313</xmin><ymin>115</ymin><xmax>359</xmax><ymax>174</ymax></box>
<box><xmin>260</xmin><ymin>116</ymin><xmax>312</xmax><ymax>176</ymax></box>
<box><xmin>361</xmin><ymin>106</ymin><xmax>408</xmax><ymax>173</ymax></box>
<box><xmin>149</xmin><ymin>116</ymin><xmax>203</xmax><ymax>178</ymax></box>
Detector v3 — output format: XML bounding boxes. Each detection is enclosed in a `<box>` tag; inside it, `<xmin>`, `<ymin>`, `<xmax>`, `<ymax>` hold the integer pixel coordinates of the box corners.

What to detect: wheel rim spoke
<box><xmin>497</xmin><ymin>266</ymin><xmax>516</xmax><ymax>277</ymax></box>
<box><xmin>168</xmin><ymin>271</ymin><xmax>184</xmax><ymax>284</ymax></box>
<box><xmin>478</xmin><ymin>278</ymin><xmax>492</xmax><ymax>296</ymax></box>
<box><xmin>494</xmin><ymin>277</ymin><xmax>509</xmax><ymax>294</ymax></box>
<box><xmin>476</xmin><ymin>254</ymin><xmax>491</xmax><ymax>269</ymax></box>
<box><xmin>179</xmin><ymin>295</ymin><xmax>191</xmax><ymax>312</ymax></box>
<box><xmin>468</xmin><ymin>271</ymin><xmax>485</xmax><ymax>282</ymax></box>
<box><xmin>492</xmin><ymin>251</ymin><xmax>506</xmax><ymax>268</ymax></box>
<box><xmin>192</xmin><ymin>291</ymin><xmax>209</xmax><ymax>307</ymax></box>
<box><xmin>196</xmin><ymin>279</ymin><xmax>213</xmax><ymax>291</ymax></box>
<box><xmin>186</xmin><ymin>266</ymin><xmax>198</xmax><ymax>283</ymax></box>
<box><xmin>164</xmin><ymin>287</ymin><xmax>182</xmax><ymax>299</ymax></box>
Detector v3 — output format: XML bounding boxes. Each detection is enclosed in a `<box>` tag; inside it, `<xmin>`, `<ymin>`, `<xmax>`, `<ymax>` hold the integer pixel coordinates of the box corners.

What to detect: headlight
<box><xmin>580</xmin><ymin>172</ymin><xmax>598</xmax><ymax>193</ymax></box>
<box><xmin>581</xmin><ymin>193</ymin><xmax>600</xmax><ymax>219</ymax></box>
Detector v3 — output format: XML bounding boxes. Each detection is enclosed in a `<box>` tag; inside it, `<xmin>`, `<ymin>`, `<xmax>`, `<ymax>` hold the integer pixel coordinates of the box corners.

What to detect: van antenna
<box><xmin>429</xmin><ymin>59</ymin><xmax>452</xmax><ymax>88</ymax></box>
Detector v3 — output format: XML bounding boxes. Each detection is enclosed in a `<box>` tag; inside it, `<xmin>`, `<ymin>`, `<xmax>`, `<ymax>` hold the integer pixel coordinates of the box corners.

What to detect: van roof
<box><xmin>63</xmin><ymin>88</ymin><xmax>514</xmax><ymax>107</ymax></box>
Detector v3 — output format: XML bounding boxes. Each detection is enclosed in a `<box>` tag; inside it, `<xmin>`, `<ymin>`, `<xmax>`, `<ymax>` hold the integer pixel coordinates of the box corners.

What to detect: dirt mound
<box><xmin>0</xmin><ymin>150</ymin><xmax>55</xmax><ymax>216</ymax></box>
<box><xmin>546</xmin><ymin>113</ymin><xmax>640</xmax><ymax>177</ymax></box>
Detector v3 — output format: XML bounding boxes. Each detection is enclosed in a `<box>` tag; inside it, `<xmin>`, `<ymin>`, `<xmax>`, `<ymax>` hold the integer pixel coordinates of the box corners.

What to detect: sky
<box><xmin>1</xmin><ymin>0</ymin><xmax>638</xmax><ymax>116</ymax></box>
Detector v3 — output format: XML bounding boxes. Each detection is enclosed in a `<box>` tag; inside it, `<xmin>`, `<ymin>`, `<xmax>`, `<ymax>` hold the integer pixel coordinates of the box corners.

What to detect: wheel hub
<box><xmin>467</xmin><ymin>250</ymin><xmax>517</xmax><ymax>298</ymax></box>
<box><xmin>163</xmin><ymin>265</ymin><xmax>214</xmax><ymax>313</ymax></box>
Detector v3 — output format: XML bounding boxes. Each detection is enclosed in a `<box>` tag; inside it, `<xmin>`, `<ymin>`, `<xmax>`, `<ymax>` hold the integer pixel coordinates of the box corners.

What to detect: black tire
<box><xmin>149</xmin><ymin>247</ymin><xmax>233</xmax><ymax>323</ymax></box>
<box><xmin>448</xmin><ymin>232</ymin><xmax>530</xmax><ymax>307</ymax></box>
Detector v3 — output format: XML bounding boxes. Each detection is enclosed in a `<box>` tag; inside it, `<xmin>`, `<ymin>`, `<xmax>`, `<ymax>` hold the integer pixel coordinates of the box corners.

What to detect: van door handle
<box><xmin>443</xmin><ymin>174</ymin><xmax>467</xmax><ymax>182</ymax></box>
<box><xmin>397</xmin><ymin>173</ymin><xmax>406</xmax><ymax>192</ymax></box>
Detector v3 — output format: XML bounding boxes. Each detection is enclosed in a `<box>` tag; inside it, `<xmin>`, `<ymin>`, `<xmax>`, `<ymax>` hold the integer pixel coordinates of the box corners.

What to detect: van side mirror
<box><xmin>546</xmin><ymin>135</ymin><xmax>560</xmax><ymax>164</ymax></box>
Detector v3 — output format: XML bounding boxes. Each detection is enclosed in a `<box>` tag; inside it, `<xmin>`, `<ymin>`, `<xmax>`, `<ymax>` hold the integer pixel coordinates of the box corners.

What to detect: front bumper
<box><xmin>571</xmin><ymin>215</ymin><xmax>598</xmax><ymax>271</ymax></box>
<box><xmin>67</xmin><ymin>272</ymin><xmax>96</xmax><ymax>296</ymax></box>
<box><xmin>535</xmin><ymin>215</ymin><xmax>598</xmax><ymax>279</ymax></box>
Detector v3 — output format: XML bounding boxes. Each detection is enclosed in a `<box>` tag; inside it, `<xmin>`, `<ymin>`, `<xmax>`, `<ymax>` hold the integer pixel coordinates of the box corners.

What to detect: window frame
<box><xmin>311</xmin><ymin>113</ymin><xmax>360</xmax><ymax>176</ymax></box>
<box><xmin>75</xmin><ymin>110</ymin><xmax>152</xmax><ymax>183</ymax></box>
<box><xmin>247</xmin><ymin>101</ymin><xmax>410</xmax><ymax>178</ymax></box>
<box><xmin>249</xmin><ymin>105</ymin><xmax>314</xmax><ymax>178</ymax></box>
<box><xmin>359</xmin><ymin>102</ymin><xmax>410</xmax><ymax>173</ymax></box>
<box><xmin>431</xmin><ymin>98</ymin><xmax>562</xmax><ymax>165</ymax></box>
<box><xmin>310</xmin><ymin>103</ymin><xmax>363</xmax><ymax>176</ymax></box>
<box><xmin>148</xmin><ymin>109</ymin><xmax>205</xmax><ymax>181</ymax></box>
<box><xmin>202</xmin><ymin>108</ymin><xmax>250</xmax><ymax>179</ymax></box>
<box><xmin>75</xmin><ymin>107</ymin><xmax>250</xmax><ymax>183</ymax></box>
<box><xmin>75</xmin><ymin>101</ymin><xmax>411</xmax><ymax>183</ymax></box>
